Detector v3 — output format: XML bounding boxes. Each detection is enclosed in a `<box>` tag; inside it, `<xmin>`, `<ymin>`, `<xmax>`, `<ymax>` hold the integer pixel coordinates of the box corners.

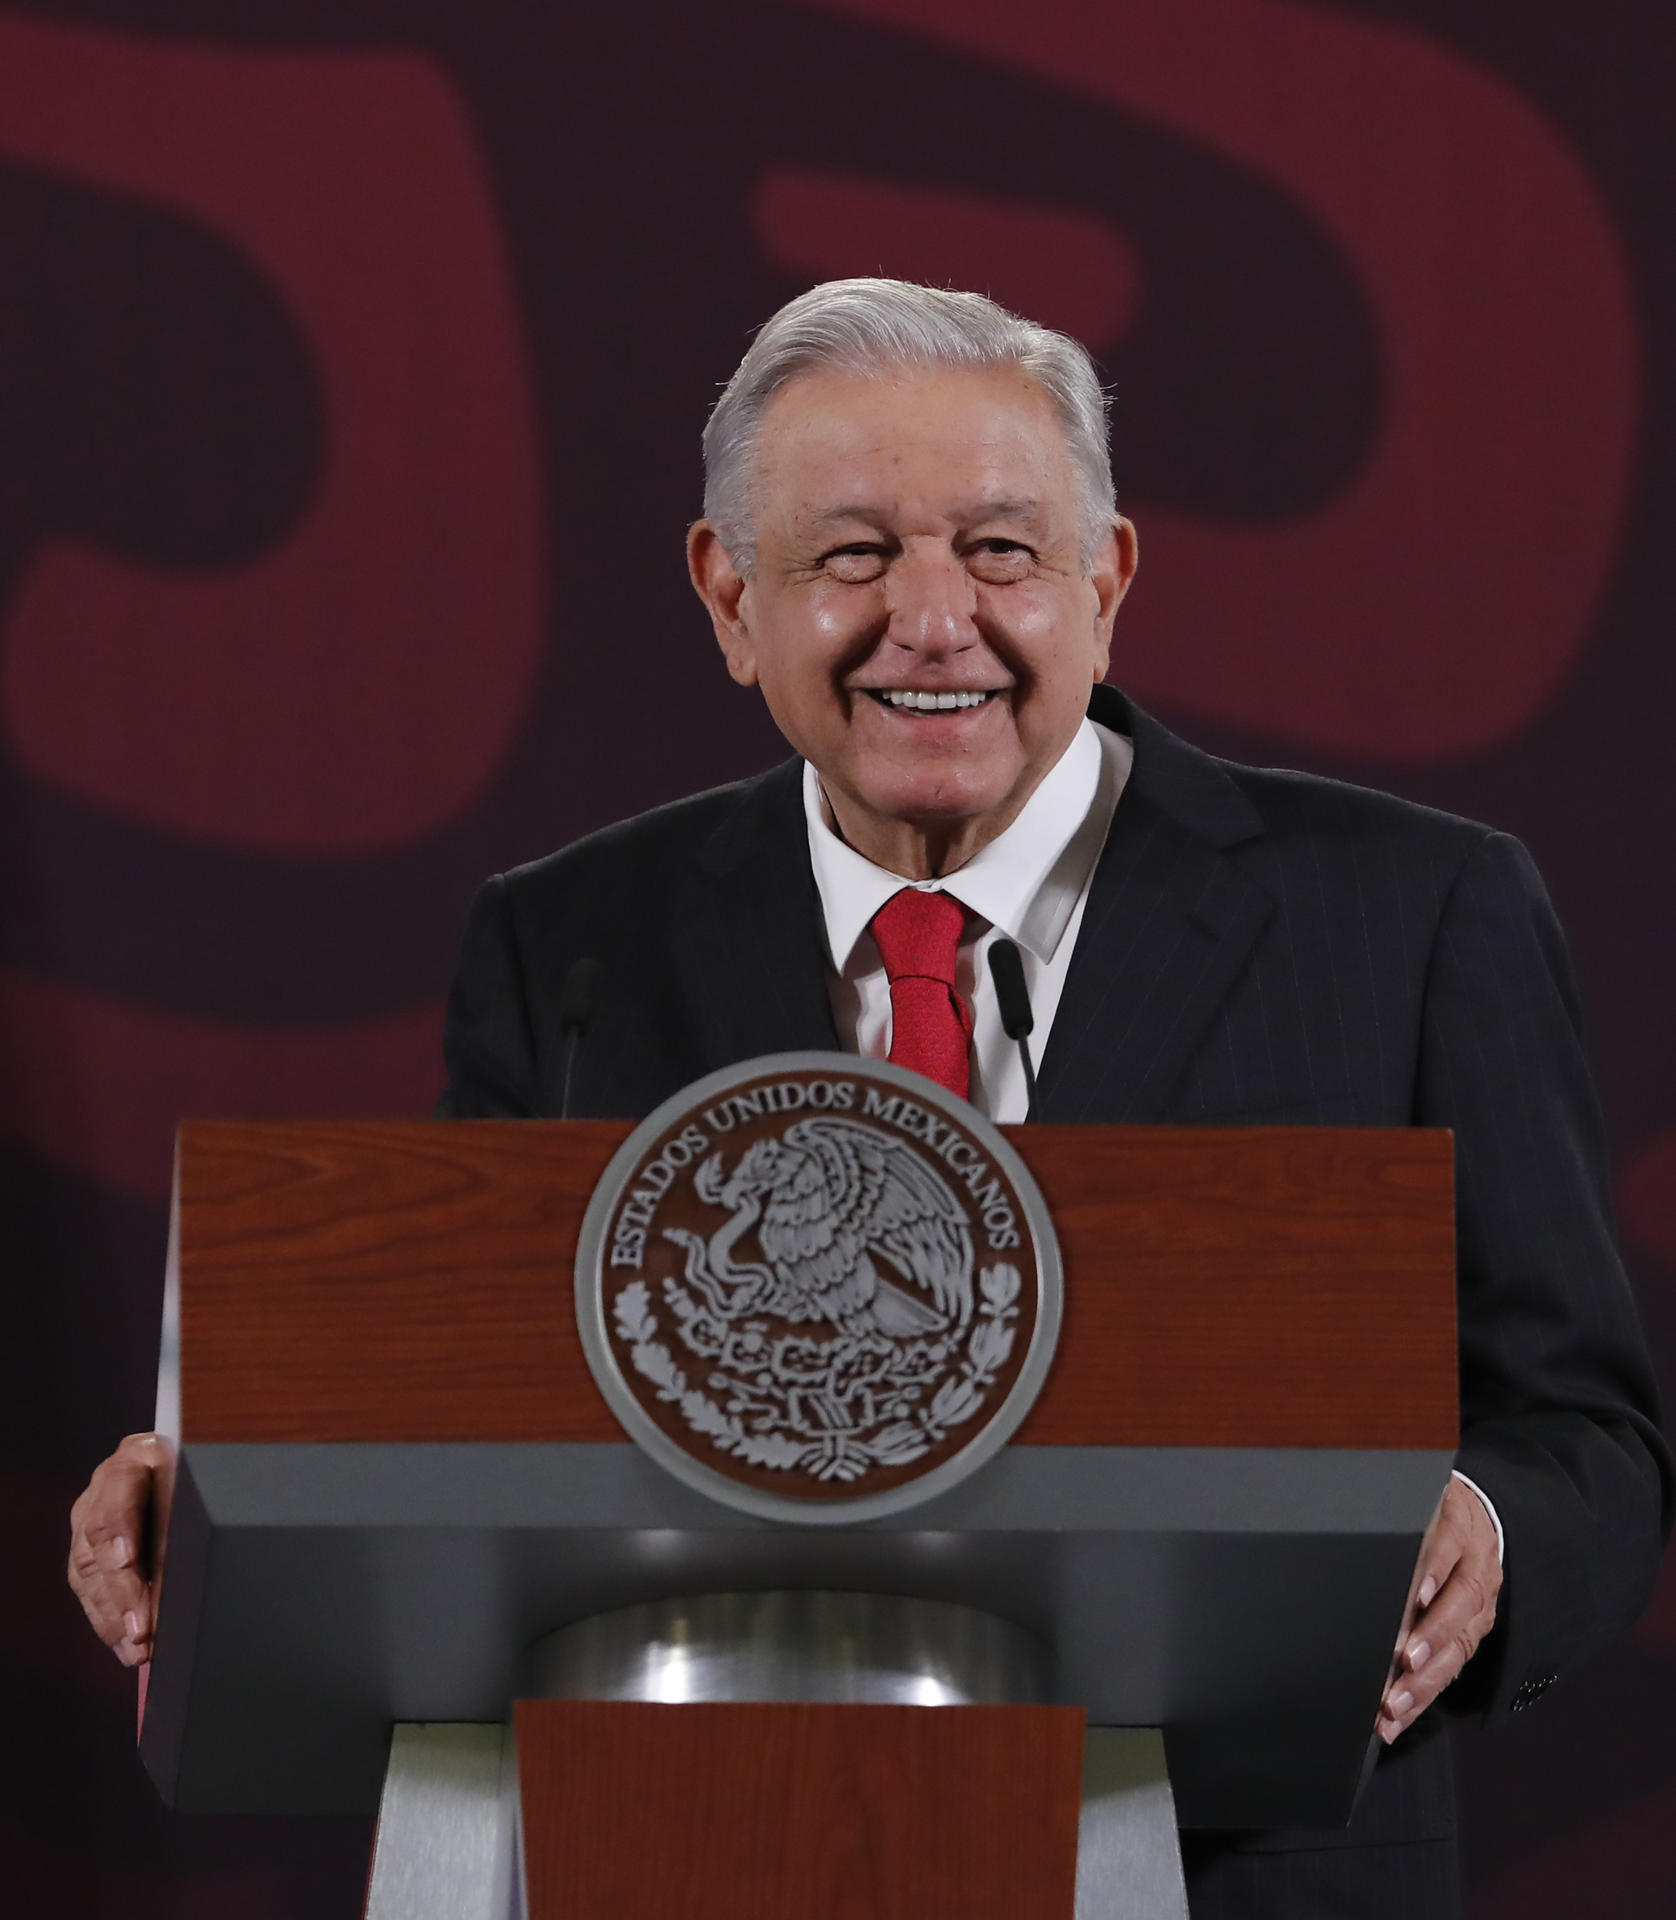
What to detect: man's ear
<box><xmin>1089</xmin><ymin>516</ymin><xmax>1139</xmax><ymax>682</ymax></box>
<box><xmin>688</xmin><ymin>521</ymin><xmax>759</xmax><ymax>687</ymax></box>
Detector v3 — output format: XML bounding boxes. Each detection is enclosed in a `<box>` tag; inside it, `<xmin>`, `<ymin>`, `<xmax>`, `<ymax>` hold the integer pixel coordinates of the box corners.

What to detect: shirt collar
<box><xmin>802</xmin><ymin>717</ymin><xmax>1123</xmax><ymax>973</ymax></box>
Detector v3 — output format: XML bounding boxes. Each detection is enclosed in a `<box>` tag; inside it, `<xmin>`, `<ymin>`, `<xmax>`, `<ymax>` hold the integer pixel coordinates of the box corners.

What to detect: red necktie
<box><xmin>870</xmin><ymin>888</ymin><xmax>974</xmax><ymax>1100</ymax></box>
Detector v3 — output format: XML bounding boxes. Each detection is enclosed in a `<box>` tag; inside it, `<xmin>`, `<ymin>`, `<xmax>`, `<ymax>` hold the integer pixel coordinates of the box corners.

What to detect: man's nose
<box><xmin>882</xmin><ymin>543</ymin><xmax>978</xmax><ymax>653</ymax></box>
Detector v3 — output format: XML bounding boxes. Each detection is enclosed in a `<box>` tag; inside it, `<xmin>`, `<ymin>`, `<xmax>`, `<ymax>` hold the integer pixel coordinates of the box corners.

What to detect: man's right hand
<box><xmin>67</xmin><ymin>1432</ymin><xmax>173</xmax><ymax>1666</ymax></box>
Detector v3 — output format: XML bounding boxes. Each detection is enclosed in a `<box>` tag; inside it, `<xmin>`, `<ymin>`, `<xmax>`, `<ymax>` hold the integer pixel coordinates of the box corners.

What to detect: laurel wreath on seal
<box><xmin>611</xmin><ymin>1262</ymin><xmax>1023</xmax><ymax>1483</ymax></box>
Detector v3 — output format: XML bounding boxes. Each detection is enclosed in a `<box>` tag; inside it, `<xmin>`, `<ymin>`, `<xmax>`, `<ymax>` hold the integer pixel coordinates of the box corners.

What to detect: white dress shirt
<box><xmin>802</xmin><ymin>718</ymin><xmax>1132</xmax><ymax>1125</ymax></box>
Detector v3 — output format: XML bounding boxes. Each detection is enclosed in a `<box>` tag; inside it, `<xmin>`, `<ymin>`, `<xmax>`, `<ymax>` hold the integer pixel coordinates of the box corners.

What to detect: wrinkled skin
<box><xmin>689</xmin><ymin>363</ymin><xmax>1137</xmax><ymax>880</ymax></box>
<box><xmin>67</xmin><ymin>1430</ymin><xmax>175</xmax><ymax>1665</ymax></box>
<box><xmin>1377</xmin><ymin>1474</ymin><xmax>1503</xmax><ymax>1742</ymax></box>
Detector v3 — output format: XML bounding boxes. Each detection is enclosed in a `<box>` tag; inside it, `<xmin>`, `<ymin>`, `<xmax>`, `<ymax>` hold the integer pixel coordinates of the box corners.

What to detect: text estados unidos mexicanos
<box><xmin>606</xmin><ymin>1079</ymin><xmax>1022</xmax><ymax>1269</ymax></box>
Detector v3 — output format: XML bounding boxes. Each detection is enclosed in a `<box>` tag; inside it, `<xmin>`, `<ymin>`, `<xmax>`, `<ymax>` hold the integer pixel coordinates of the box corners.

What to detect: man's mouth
<box><xmin>867</xmin><ymin>689</ymin><xmax>996</xmax><ymax>712</ymax></box>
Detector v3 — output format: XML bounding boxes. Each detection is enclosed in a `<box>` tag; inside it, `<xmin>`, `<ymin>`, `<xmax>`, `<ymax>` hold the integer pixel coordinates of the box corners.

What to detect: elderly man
<box><xmin>70</xmin><ymin>279</ymin><xmax>1669</xmax><ymax>1918</ymax></box>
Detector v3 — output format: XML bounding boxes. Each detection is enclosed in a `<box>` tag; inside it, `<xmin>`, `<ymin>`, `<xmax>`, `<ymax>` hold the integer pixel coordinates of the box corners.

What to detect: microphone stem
<box><xmin>559</xmin><ymin>1026</ymin><xmax>582</xmax><ymax>1121</ymax></box>
<box><xmin>555</xmin><ymin>955</ymin><xmax>602</xmax><ymax>1119</ymax></box>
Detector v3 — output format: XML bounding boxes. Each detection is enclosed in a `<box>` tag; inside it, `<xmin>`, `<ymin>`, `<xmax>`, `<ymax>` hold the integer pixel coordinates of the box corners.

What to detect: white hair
<box><xmin>701</xmin><ymin>278</ymin><xmax>1116</xmax><ymax>575</ymax></box>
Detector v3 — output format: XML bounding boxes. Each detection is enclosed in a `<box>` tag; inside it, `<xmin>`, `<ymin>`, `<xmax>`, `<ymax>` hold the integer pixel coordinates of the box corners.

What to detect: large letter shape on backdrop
<box><xmin>794</xmin><ymin>0</ymin><xmax>1639</xmax><ymax>763</ymax></box>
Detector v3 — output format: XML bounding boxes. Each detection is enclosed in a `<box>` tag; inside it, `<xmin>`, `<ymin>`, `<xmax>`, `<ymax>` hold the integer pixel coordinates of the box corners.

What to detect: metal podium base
<box><xmin>532</xmin><ymin>1588</ymin><xmax>1047</xmax><ymax>1706</ymax></box>
<box><xmin>1079</xmin><ymin>1727</ymin><xmax>1189</xmax><ymax>1920</ymax></box>
<box><xmin>364</xmin><ymin>1722</ymin><xmax>521</xmax><ymax>1920</ymax></box>
<box><xmin>364</xmin><ymin>1593</ymin><xmax>1187</xmax><ymax>1920</ymax></box>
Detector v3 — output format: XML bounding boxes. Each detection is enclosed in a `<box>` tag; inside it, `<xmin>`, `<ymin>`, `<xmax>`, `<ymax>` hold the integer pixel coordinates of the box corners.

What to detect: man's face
<box><xmin>689</xmin><ymin>364</ymin><xmax>1137</xmax><ymax>877</ymax></box>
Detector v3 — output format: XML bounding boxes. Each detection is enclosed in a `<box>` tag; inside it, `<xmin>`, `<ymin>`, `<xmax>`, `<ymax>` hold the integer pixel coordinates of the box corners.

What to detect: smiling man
<box><xmin>689</xmin><ymin>356</ymin><xmax>1135</xmax><ymax>879</ymax></box>
<box><xmin>68</xmin><ymin>281</ymin><xmax>1668</xmax><ymax>1920</ymax></box>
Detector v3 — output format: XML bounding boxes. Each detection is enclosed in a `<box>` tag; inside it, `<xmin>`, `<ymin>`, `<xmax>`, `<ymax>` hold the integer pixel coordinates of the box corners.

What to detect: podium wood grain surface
<box><xmin>515</xmin><ymin>1700</ymin><xmax>1084</xmax><ymax>1920</ymax></box>
<box><xmin>174</xmin><ymin>1119</ymin><xmax>1455</xmax><ymax>1449</ymax></box>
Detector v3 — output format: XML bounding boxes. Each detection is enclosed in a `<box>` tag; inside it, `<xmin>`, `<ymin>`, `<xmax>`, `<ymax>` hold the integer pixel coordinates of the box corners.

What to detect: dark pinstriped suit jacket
<box><xmin>440</xmin><ymin>684</ymin><xmax>1670</xmax><ymax>1916</ymax></box>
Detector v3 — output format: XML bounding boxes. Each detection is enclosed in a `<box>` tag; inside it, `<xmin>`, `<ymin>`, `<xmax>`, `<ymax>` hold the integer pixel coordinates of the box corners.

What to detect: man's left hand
<box><xmin>1378</xmin><ymin>1476</ymin><xmax>1502</xmax><ymax>1743</ymax></box>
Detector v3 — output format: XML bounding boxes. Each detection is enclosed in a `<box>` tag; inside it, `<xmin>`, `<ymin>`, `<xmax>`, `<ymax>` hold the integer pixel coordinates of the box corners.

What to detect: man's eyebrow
<box><xmin>964</xmin><ymin>497</ymin><xmax>1048</xmax><ymax>530</ymax></box>
<box><xmin>808</xmin><ymin>505</ymin><xmax>891</xmax><ymax>529</ymax></box>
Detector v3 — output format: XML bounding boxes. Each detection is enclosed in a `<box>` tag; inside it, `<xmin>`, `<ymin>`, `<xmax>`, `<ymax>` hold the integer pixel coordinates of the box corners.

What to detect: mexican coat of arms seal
<box><xmin>574</xmin><ymin>1053</ymin><xmax>1063</xmax><ymax>1521</ymax></box>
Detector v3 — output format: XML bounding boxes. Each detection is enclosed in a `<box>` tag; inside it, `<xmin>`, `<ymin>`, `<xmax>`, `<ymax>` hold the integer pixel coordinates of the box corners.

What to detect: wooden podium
<box><xmin>140</xmin><ymin>1118</ymin><xmax>1456</xmax><ymax>1917</ymax></box>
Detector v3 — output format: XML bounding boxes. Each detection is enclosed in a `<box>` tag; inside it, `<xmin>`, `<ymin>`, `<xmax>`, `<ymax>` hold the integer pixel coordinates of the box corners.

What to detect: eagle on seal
<box><xmin>683</xmin><ymin>1117</ymin><xmax>975</xmax><ymax>1341</ymax></box>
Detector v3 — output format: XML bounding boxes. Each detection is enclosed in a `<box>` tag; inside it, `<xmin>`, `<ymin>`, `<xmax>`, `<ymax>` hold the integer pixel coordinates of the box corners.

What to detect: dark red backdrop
<box><xmin>2</xmin><ymin>1</ymin><xmax>1671</xmax><ymax>1912</ymax></box>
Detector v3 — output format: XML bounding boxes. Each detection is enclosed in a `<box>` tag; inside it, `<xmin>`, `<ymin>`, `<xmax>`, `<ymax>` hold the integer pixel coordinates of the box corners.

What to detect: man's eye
<box><xmin>823</xmin><ymin>547</ymin><xmax>887</xmax><ymax>582</ymax></box>
<box><xmin>969</xmin><ymin>540</ymin><xmax>1033</xmax><ymax>580</ymax></box>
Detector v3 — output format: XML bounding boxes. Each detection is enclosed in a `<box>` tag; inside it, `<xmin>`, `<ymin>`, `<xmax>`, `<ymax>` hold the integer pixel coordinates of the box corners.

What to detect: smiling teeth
<box><xmin>879</xmin><ymin>689</ymin><xmax>991</xmax><ymax>710</ymax></box>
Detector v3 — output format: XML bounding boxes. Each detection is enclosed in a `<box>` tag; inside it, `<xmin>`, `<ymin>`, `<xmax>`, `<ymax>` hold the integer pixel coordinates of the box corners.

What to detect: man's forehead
<box><xmin>753</xmin><ymin>366</ymin><xmax>1076</xmax><ymax>532</ymax></box>
<box><xmin>803</xmin><ymin>496</ymin><xmax>1053</xmax><ymax>531</ymax></box>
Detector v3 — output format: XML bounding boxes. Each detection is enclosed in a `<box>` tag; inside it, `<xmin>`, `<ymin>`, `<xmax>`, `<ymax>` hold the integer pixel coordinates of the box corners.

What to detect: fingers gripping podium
<box><xmin>139</xmin><ymin>1085</ymin><xmax>1456</xmax><ymax>1918</ymax></box>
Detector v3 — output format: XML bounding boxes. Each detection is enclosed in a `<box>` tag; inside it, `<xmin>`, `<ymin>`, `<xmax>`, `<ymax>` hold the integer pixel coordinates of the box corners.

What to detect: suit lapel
<box><xmin>680</xmin><ymin>759</ymin><xmax>841</xmax><ymax>1068</ymax></box>
<box><xmin>1036</xmin><ymin>695</ymin><xmax>1274</xmax><ymax>1122</ymax></box>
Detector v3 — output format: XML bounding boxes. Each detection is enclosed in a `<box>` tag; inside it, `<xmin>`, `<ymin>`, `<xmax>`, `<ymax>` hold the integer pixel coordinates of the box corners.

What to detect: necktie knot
<box><xmin>870</xmin><ymin>887</ymin><xmax>967</xmax><ymax>987</ymax></box>
<box><xmin>870</xmin><ymin>888</ymin><xmax>973</xmax><ymax>1098</ymax></box>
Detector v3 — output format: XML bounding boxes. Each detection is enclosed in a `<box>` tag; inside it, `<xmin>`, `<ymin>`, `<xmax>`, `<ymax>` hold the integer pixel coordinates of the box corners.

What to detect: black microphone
<box><xmin>557</xmin><ymin>957</ymin><xmax>604</xmax><ymax>1120</ymax></box>
<box><xmin>986</xmin><ymin>938</ymin><xmax>1039</xmax><ymax>1121</ymax></box>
